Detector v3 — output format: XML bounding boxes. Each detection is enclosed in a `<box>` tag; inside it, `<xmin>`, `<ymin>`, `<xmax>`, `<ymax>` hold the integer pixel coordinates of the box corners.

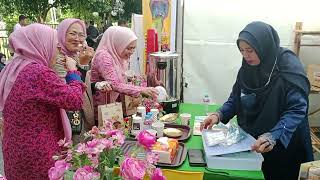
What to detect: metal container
<box><xmin>147</xmin><ymin>52</ymin><xmax>180</xmax><ymax>99</ymax></box>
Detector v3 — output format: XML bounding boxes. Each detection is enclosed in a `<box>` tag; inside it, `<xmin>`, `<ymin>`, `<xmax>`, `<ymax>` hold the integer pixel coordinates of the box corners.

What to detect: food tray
<box><xmin>121</xmin><ymin>141</ymin><xmax>187</xmax><ymax>168</ymax></box>
<box><xmin>163</xmin><ymin>124</ymin><xmax>192</xmax><ymax>142</ymax></box>
<box><xmin>129</xmin><ymin>124</ymin><xmax>191</xmax><ymax>142</ymax></box>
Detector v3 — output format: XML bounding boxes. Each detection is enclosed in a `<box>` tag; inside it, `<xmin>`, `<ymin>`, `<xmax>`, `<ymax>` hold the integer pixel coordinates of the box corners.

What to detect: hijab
<box><xmin>0</xmin><ymin>24</ymin><xmax>57</xmax><ymax>110</ymax></box>
<box><xmin>0</xmin><ymin>23</ymin><xmax>72</xmax><ymax>141</ymax></box>
<box><xmin>93</xmin><ymin>26</ymin><xmax>137</xmax><ymax>102</ymax></box>
<box><xmin>233</xmin><ymin>21</ymin><xmax>310</xmax><ymax>137</ymax></box>
<box><xmin>57</xmin><ymin>18</ymin><xmax>86</xmax><ymax>56</ymax></box>
<box><xmin>237</xmin><ymin>21</ymin><xmax>309</xmax><ymax>94</ymax></box>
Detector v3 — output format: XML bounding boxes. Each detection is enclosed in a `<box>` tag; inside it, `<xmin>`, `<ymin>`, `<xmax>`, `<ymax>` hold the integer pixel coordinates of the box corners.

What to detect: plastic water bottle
<box><xmin>203</xmin><ymin>94</ymin><xmax>210</xmax><ymax>115</ymax></box>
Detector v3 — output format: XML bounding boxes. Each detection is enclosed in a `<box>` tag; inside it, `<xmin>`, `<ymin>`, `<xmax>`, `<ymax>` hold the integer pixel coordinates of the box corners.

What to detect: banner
<box><xmin>143</xmin><ymin>0</ymin><xmax>172</xmax><ymax>72</ymax></box>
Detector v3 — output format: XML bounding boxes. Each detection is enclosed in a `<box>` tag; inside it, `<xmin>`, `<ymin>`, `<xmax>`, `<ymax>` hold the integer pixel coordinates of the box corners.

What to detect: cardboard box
<box><xmin>299</xmin><ymin>160</ymin><xmax>320</xmax><ymax>180</ymax></box>
<box><xmin>307</xmin><ymin>64</ymin><xmax>320</xmax><ymax>92</ymax></box>
<box><xmin>205</xmin><ymin>151</ymin><xmax>264</xmax><ymax>171</ymax></box>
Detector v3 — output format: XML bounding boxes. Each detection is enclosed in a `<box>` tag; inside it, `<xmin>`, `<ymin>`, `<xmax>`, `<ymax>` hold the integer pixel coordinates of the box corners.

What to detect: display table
<box><xmin>160</xmin><ymin>103</ymin><xmax>265</xmax><ymax>180</ymax></box>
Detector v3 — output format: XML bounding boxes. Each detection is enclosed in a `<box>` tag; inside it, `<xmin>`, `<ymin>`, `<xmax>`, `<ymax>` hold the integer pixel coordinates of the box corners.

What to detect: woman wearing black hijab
<box><xmin>201</xmin><ymin>21</ymin><xmax>313</xmax><ymax>180</ymax></box>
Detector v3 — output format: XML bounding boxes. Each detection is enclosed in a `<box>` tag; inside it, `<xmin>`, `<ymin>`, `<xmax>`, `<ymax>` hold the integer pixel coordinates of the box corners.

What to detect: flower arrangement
<box><xmin>49</xmin><ymin>121</ymin><xmax>165</xmax><ymax>180</ymax></box>
<box><xmin>49</xmin><ymin>120</ymin><xmax>125</xmax><ymax>180</ymax></box>
<box><xmin>120</xmin><ymin>130</ymin><xmax>166</xmax><ymax>180</ymax></box>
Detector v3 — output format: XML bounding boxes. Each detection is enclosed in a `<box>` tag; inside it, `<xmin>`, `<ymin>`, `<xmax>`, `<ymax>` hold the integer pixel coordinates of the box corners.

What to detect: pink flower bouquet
<box><xmin>50</xmin><ymin>124</ymin><xmax>165</xmax><ymax>180</ymax></box>
<box><xmin>49</xmin><ymin>120</ymin><xmax>124</xmax><ymax>180</ymax></box>
<box><xmin>120</xmin><ymin>130</ymin><xmax>166</xmax><ymax>180</ymax></box>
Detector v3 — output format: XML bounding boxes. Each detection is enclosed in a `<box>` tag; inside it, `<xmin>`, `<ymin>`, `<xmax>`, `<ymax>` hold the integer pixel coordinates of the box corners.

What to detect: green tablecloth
<box><xmin>175</xmin><ymin>103</ymin><xmax>264</xmax><ymax>180</ymax></box>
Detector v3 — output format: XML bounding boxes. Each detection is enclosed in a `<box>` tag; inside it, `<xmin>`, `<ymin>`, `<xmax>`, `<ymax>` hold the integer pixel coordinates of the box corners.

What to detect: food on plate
<box><xmin>163</xmin><ymin>128</ymin><xmax>183</xmax><ymax>138</ymax></box>
<box><xmin>160</xmin><ymin>113</ymin><xmax>178</xmax><ymax>123</ymax></box>
<box><xmin>152</xmin><ymin>137</ymin><xmax>179</xmax><ymax>164</ymax></box>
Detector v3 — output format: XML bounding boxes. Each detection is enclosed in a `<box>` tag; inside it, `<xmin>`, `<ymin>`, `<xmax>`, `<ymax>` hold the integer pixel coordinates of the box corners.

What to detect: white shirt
<box><xmin>14</xmin><ymin>23</ymin><xmax>22</xmax><ymax>31</ymax></box>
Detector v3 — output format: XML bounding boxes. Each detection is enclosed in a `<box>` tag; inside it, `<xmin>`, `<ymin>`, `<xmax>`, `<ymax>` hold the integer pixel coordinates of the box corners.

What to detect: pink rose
<box><xmin>104</xmin><ymin>129</ymin><xmax>120</xmax><ymax>136</ymax></box>
<box><xmin>88</xmin><ymin>155</ymin><xmax>99</xmax><ymax>168</ymax></box>
<box><xmin>89</xmin><ymin>126</ymin><xmax>100</xmax><ymax>135</ymax></box>
<box><xmin>48</xmin><ymin>160</ymin><xmax>71</xmax><ymax>180</ymax></box>
<box><xmin>136</xmin><ymin>130</ymin><xmax>156</xmax><ymax>149</ymax></box>
<box><xmin>120</xmin><ymin>157</ymin><xmax>146</xmax><ymax>180</ymax></box>
<box><xmin>85</xmin><ymin>139</ymin><xmax>105</xmax><ymax>155</ymax></box>
<box><xmin>112</xmin><ymin>131</ymin><xmax>125</xmax><ymax>146</ymax></box>
<box><xmin>65</xmin><ymin>149</ymin><xmax>73</xmax><ymax>161</ymax></box>
<box><xmin>103</xmin><ymin>120</ymin><xmax>113</xmax><ymax>130</ymax></box>
<box><xmin>100</xmin><ymin>139</ymin><xmax>114</xmax><ymax>149</ymax></box>
<box><xmin>76</xmin><ymin>143</ymin><xmax>87</xmax><ymax>154</ymax></box>
<box><xmin>151</xmin><ymin>168</ymin><xmax>166</xmax><ymax>180</ymax></box>
<box><xmin>73</xmin><ymin>166</ymin><xmax>100</xmax><ymax>180</ymax></box>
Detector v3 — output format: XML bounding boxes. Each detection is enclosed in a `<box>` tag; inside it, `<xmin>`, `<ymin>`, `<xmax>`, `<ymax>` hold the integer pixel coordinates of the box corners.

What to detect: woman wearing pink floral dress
<box><xmin>91</xmin><ymin>26</ymin><xmax>158</xmax><ymax>122</ymax></box>
<box><xmin>0</xmin><ymin>24</ymin><xmax>85</xmax><ymax>179</ymax></box>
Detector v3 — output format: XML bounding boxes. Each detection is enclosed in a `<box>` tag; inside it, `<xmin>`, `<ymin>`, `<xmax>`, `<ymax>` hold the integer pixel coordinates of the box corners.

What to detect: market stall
<box><xmin>159</xmin><ymin>103</ymin><xmax>264</xmax><ymax>180</ymax></box>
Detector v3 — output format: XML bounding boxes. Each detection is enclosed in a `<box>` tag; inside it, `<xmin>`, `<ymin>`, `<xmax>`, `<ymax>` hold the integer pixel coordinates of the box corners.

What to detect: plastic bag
<box><xmin>203</xmin><ymin>121</ymin><xmax>246</xmax><ymax>147</ymax></box>
<box><xmin>224</xmin><ymin>120</ymin><xmax>246</xmax><ymax>146</ymax></box>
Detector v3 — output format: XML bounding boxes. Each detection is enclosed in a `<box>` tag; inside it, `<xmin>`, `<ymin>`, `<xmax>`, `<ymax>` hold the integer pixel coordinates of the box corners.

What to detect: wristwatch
<box><xmin>77</xmin><ymin>64</ymin><xmax>90</xmax><ymax>71</ymax></box>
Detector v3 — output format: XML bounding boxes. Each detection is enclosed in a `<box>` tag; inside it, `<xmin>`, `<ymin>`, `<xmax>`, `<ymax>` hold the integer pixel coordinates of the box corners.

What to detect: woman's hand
<box><xmin>141</xmin><ymin>87</ymin><xmax>159</xmax><ymax>98</ymax></box>
<box><xmin>200</xmin><ymin>113</ymin><xmax>219</xmax><ymax>131</ymax></box>
<box><xmin>251</xmin><ymin>135</ymin><xmax>275</xmax><ymax>153</ymax></box>
<box><xmin>79</xmin><ymin>46</ymin><xmax>94</xmax><ymax>65</ymax></box>
<box><xmin>95</xmin><ymin>81</ymin><xmax>112</xmax><ymax>92</ymax></box>
<box><xmin>65</xmin><ymin>56</ymin><xmax>78</xmax><ymax>71</ymax></box>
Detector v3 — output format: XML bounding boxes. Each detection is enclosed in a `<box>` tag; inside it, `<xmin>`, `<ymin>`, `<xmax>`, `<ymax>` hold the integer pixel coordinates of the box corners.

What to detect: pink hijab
<box><xmin>57</xmin><ymin>18</ymin><xmax>86</xmax><ymax>56</ymax></box>
<box><xmin>0</xmin><ymin>23</ymin><xmax>72</xmax><ymax>141</ymax></box>
<box><xmin>94</xmin><ymin>26</ymin><xmax>137</xmax><ymax>102</ymax></box>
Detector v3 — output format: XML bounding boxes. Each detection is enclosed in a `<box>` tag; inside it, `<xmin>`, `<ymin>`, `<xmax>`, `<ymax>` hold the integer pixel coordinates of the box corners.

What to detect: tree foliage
<box><xmin>0</xmin><ymin>0</ymin><xmax>142</xmax><ymax>33</ymax></box>
<box><xmin>0</xmin><ymin>0</ymin><xmax>69</xmax><ymax>23</ymax></box>
<box><xmin>65</xmin><ymin>0</ymin><xmax>113</xmax><ymax>21</ymax></box>
<box><xmin>122</xmin><ymin>0</ymin><xmax>142</xmax><ymax>21</ymax></box>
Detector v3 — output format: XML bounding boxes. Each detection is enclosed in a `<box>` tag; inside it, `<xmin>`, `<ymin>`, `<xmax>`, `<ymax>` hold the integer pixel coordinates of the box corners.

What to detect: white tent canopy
<box><xmin>181</xmin><ymin>0</ymin><xmax>320</xmax><ymax>125</ymax></box>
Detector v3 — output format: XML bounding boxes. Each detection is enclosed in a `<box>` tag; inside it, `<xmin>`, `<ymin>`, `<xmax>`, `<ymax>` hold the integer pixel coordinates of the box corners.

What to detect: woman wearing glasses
<box><xmin>201</xmin><ymin>21</ymin><xmax>313</xmax><ymax>180</ymax></box>
<box><xmin>54</xmin><ymin>18</ymin><xmax>93</xmax><ymax>79</ymax></box>
<box><xmin>54</xmin><ymin>19</ymin><xmax>111</xmax><ymax>140</ymax></box>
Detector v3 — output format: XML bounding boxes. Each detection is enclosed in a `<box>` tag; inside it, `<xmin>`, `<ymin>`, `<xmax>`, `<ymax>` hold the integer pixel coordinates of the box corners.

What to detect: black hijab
<box><xmin>233</xmin><ymin>21</ymin><xmax>310</xmax><ymax>137</ymax></box>
<box><xmin>236</xmin><ymin>21</ymin><xmax>309</xmax><ymax>94</ymax></box>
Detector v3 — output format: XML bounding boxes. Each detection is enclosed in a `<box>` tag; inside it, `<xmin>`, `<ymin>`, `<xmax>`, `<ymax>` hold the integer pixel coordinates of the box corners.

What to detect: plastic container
<box><xmin>205</xmin><ymin>151</ymin><xmax>264</xmax><ymax>171</ymax></box>
<box><xmin>152</xmin><ymin>121</ymin><xmax>165</xmax><ymax>138</ymax></box>
<box><xmin>143</xmin><ymin>112</ymin><xmax>153</xmax><ymax>130</ymax></box>
<box><xmin>131</xmin><ymin>116</ymin><xmax>143</xmax><ymax>136</ymax></box>
<box><xmin>203</xmin><ymin>94</ymin><xmax>210</xmax><ymax>114</ymax></box>
<box><xmin>151</xmin><ymin>108</ymin><xmax>159</xmax><ymax>121</ymax></box>
<box><xmin>137</xmin><ymin>106</ymin><xmax>146</xmax><ymax>120</ymax></box>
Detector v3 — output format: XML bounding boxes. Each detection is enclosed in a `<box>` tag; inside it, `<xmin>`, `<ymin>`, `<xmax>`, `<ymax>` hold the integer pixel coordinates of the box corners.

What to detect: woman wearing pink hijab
<box><xmin>0</xmin><ymin>24</ymin><xmax>85</xmax><ymax>179</ymax></box>
<box><xmin>91</xmin><ymin>26</ymin><xmax>158</xmax><ymax>122</ymax></box>
<box><xmin>55</xmin><ymin>18</ymin><xmax>111</xmax><ymax>134</ymax></box>
<box><xmin>54</xmin><ymin>18</ymin><xmax>94</xmax><ymax>79</ymax></box>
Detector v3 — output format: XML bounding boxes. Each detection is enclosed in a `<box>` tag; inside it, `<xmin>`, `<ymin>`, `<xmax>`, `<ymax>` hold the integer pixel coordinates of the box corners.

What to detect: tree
<box><xmin>0</xmin><ymin>0</ymin><xmax>71</xmax><ymax>23</ymax></box>
<box><xmin>122</xmin><ymin>0</ymin><xmax>142</xmax><ymax>21</ymax></box>
<box><xmin>64</xmin><ymin>0</ymin><xmax>115</xmax><ymax>31</ymax></box>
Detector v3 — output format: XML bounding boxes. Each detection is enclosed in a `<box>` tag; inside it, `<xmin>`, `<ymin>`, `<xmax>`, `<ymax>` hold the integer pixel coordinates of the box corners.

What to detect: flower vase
<box><xmin>104</xmin><ymin>167</ymin><xmax>114</xmax><ymax>180</ymax></box>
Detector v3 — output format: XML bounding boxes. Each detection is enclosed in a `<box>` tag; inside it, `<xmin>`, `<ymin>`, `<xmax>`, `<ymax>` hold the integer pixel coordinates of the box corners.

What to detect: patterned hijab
<box><xmin>0</xmin><ymin>23</ymin><xmax>57</xmax><ymax>110</ymax></box>
<box><xmin>0</xmin><ymin>23</ymin><xmax>72</xmax><ymax>141</ymax></box>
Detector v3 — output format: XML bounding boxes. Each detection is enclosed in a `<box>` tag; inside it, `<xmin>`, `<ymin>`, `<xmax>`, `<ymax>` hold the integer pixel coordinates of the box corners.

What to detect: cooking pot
<box><xmin>161</xmin><ymin>98</ymin><xmax>180</xmax><ymax>114</ymax></box>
